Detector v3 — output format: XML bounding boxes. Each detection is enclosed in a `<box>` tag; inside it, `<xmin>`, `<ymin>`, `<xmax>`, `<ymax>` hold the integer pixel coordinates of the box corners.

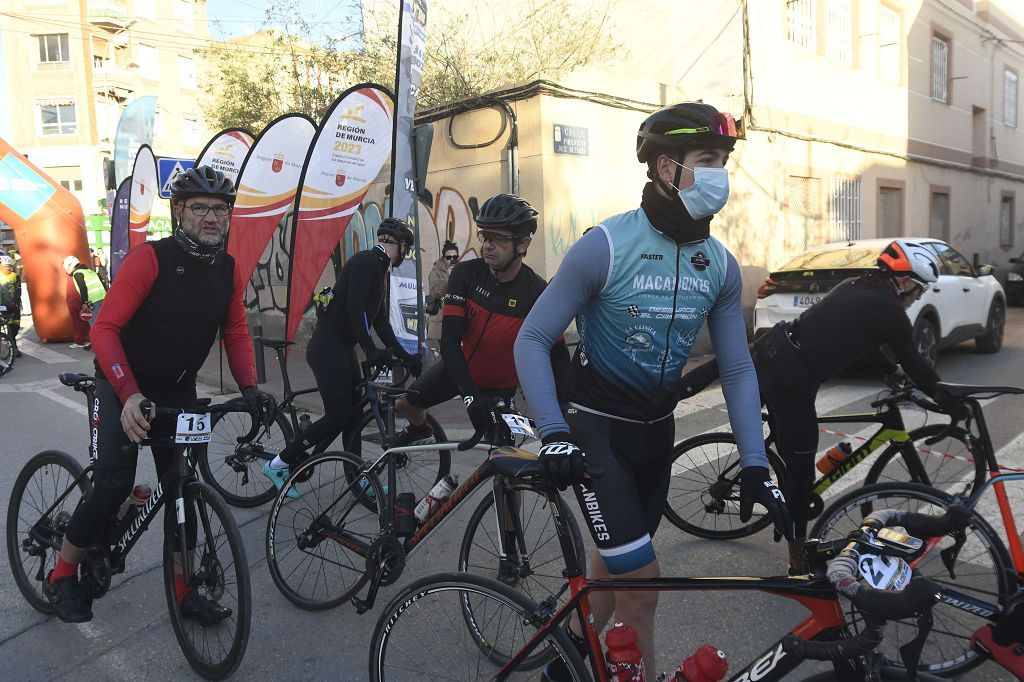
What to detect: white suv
<box><xmin>752</xmin><ymin>238</ymin><xmax>1006</xmax><ymax>365</ymax></box>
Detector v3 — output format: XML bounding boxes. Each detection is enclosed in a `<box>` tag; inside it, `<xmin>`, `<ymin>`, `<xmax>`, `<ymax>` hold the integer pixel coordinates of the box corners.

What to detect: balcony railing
<box><xmin>87</xmin><ymin>0</ymin><xmax>130</xmax><ymax>30</ymax></box>
<box><xmin>92</xmin><ymin>64</ymin><xmax>135</xmax><ymax>93</ymax></box>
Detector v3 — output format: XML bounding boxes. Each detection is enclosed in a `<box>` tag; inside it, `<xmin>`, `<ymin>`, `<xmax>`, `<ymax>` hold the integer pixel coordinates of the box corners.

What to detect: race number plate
<box><xmin>501</xmin><ymin>413</ymin><xmax>535</xmax><ymax>438</ymax></box>
<box><xmin>175</xmin><ymin>413</ymin><xmax>212</xmax><ymax>444</ymax></box>
<box><xmin>857</xmin><ymin>552</ymin><xmax>911</xmax><ymax>592</ymax></box>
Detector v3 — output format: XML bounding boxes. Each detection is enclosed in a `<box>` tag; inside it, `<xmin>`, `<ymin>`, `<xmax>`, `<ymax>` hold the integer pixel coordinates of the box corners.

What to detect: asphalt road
<box><xmin>1</xmin><ymin>310</ymin><xmax>1022</xmax><ymax>681</ymax></box>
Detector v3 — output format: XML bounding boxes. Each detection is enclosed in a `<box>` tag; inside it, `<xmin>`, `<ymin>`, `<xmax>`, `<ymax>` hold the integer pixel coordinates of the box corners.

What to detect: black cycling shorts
<box><xmin>406</xmin><ymin>360</ymin><xmax>515</xmax><ymax>409</ymax></box>
<box><xmin>566</xmin><ymin>406</ymin><xmax>674</xmax><ymax>574</ymax></box>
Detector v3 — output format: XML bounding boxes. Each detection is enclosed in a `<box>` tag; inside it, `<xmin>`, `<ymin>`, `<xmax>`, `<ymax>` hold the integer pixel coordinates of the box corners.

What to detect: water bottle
<box><xmin>116</xmin><ymin>484</ymin><xmax>152</xmax><ymax>529</ymax></box>
<box><xmin>815</xmin><ymin>441</ymin><xmax>853</xmax><ymax>475</ymax></box>
<box><xmin>605</xmin><ymin>623</ymin><xmax>645</xmax><ymax>681</ymax></box>
<box><xmin>414</xmin><ymin>474</ymin><xmax>458</xmax><ymax>523</ymax></box>
<box><xmin>394</xmin><ymin>493</ymin><xmax>417</xmax><ymax>537</ymax></box>
<box><xmin>672</xmin><ymin>645</ymin><xmax>728</xmax><ymax>682</ymax></box>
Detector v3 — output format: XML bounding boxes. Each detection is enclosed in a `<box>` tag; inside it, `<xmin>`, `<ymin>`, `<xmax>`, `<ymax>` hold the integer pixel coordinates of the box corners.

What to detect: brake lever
<box><xmin>940</xmin><ymin>527</ymin><xmax>966</xmax><ymax>580</ymax></box>
<box><xmin>898</xmin><ymin>609</ymin><xmax>934</xmax><ymax>680</ymax></box>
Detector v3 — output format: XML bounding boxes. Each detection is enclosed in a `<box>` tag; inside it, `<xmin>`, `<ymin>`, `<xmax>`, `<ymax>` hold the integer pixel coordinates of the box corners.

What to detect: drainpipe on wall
<box><xmin>501</xmin><ymin>101</ymin><xmax>519</xmax><ymax>195</ymax></box>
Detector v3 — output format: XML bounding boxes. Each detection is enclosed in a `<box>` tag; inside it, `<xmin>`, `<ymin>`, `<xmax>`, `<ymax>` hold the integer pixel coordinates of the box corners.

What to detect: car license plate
<box><xmin>793</xmin><ymin>295</ymin><xmax>823</xmax><ymax>307</ymax></box>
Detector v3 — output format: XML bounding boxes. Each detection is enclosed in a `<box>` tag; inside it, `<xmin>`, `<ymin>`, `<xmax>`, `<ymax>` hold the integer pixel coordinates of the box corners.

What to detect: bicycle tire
<box><xmin>369</xmin><ymin>572</ymin><xmax>591</xmax><ymax>682</ymax></box>
<box><xmin>664</xmin><ymin>431</ymin><xmax>787</xmax><ymax>539</ymax></box>
<box><xmin>199</xmin><ymin>406</ymin><xmax>293</xmax><ymax>508</ymax></box>
<box><xmin>864</xmin><ymin>424</ymin><xmax>983</xmax><ymax>497</ymax></box>
<box><xmin>162</xmin><ymin>481</ymin><xmax>251</xmax><ymax>680</ymax></box>
<box><xmin>458</xmin><ymin>481</ymin><xmax>586</xmax><ymax>669</ymax></box>
<box><xmin>6</xmin><ymin>450</ymin><xmax>91</xmax><ymax>613</ymax></box>
<box><xmin>346</xmin><ymin>409</ymin><xmax>449</xmax><ymax>507</ymax></box>
<box><xmin>811</xmin><ymin>482</ymin><xmax>1015</xmax><ymax>677</ymax></box>
<box><xmin>0</xmin><ymin>327</ymin><xmax>13</xmax><ymax>376</ymax></box>
<box><xmin>265</xmin><ymin>450</ymin><xmax>386</xmax><ymax>610</ymax></box>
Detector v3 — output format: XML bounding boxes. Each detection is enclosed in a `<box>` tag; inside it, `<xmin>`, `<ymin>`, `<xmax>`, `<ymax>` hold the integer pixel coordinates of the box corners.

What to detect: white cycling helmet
<box><xmin>0</xmin><ymin>255</ymin><xmax>13</xmax><ymax>267</ymax></box>
<box><xmin>877</xmin><ymin>240</ymin><xmax>940</xmax><ymax>285</ymax></box>
<box><xmin>63</xmin><ymin>255</ymin><xmax>80</xmax><ymax>275</ymax></box>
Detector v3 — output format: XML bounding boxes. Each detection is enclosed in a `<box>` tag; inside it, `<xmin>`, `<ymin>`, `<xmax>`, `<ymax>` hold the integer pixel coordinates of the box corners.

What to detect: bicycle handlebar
<box><xmin>137</xmin><ymin>399</ymin><xmax>263</xmax><ymax>444</ymax></box>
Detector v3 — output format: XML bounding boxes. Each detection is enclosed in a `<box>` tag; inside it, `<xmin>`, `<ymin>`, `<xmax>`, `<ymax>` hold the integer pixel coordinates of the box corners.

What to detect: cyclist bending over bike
<box><xmin>393</xmin><ymin>194</ymin><xmax>570</xmax><ymax>445</ymax></box>
<box><xmin>46</xmin><ymin>166</ymin><xmax>268</xmax><ymax>623</ymax></box>
<box><xmin>264</xmin><ymin>218</ymin><xmax>420</xmax><ymax>497</ymax></box>
<box><xmin>0</xmin><ymin>254</ymin><xmax>22</xmax><ymax>358</ymax></box>
<box><xmin>749</xmin><ymin>240</ymin><xmax>967</xmax><ymax>574</ymax></box>
<box><xmin>515</xmin><ymin>102</ymin><xmax>793</xmax><ymax>680</ymax></box>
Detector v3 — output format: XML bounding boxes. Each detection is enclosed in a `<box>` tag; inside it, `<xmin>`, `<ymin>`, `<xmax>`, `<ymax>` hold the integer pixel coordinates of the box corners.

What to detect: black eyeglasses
<box><xmin>187</xmin><ymin>204</ymin><xmax>231</xmax><ymax>217</ymax></box>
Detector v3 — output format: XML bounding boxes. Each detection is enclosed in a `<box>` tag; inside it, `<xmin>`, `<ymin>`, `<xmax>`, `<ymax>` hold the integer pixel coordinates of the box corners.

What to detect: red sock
<box><xmin>175</xmin><ymin>573</ymin><xmax>191</xmax><ymax>603</ymax></box>
<box><xmin>50</xmin><ymin>555</ymin><xmax>78</xmax><ymax>583</ymax></box>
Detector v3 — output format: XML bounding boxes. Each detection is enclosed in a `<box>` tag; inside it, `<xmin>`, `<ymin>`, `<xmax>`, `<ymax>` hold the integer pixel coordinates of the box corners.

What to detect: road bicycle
<box><xmin>265</xmin><ymin>394</ymin><xmax>586</xmax><ymax>665</ymax></box>
<box><xmin>666</xmin><ymin>385</ymin><xmax>981</xmax><ymax>540</ymax></box>
<box><xmin>367</xmin><ymin>450</ymin><xmax>998</xmax><ymax>681</ymax></box>
<box><xmin>810</xmin><ymin>380</ymin><xmax>1024</xmax><ymax>676</ymax></box>
<box><xmin>200</xmin><ymin>336</ymin><xmax>447</xmax><ymax>507</ymax></box>
<box><xmin>6</xmin><ymin>372</ymin><xmax>254</xmax><ymax>679</ymax></box>
<box><xmin>0</xmin><ymin>306</ymin><xmax>17</xmax><ymax>376</ymax></box>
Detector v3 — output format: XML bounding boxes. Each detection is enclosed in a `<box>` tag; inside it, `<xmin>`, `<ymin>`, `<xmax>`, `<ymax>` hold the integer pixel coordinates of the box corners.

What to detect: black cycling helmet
<box><xmin>377</xmin><ymin>217</ymin><xmax>415</xmax><ymax>247</ymax></box>
<box><xmin>170</xmin><ymin>165</ymin><xmax>236</xmax><ymax>203</ymax></box>
<box><xmin>475</xmin><ymin>194</ymin><xmax>538</xmax><ymax>237</ymax></box>
<box><xmin>636</xmin><ymin>102</ymin><xmax>745</xmax><ymax>163</ymax></box>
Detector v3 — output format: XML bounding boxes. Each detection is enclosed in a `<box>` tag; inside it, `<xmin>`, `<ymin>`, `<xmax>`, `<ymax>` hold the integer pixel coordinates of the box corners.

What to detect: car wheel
<box><xmin>975</xmin><ymin>299</ymin><xmax>1005</xmax><ymax>354</ymax></box>
<box><xmin>912</xmin><ymin>316</ymin><xmax>938</xmax><ymax>368</ymax></box>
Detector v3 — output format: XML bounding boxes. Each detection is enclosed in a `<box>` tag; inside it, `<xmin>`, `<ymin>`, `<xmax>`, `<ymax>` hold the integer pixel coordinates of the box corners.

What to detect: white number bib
<box><xmin>501</xmin><ymin>413</ymin><xmax>535</xmax><ymax>438</ymax></box>
<box><xmin>175</xmin><ymin>413</ymin><xmax>212</xmax><ymax>444</ymax></box>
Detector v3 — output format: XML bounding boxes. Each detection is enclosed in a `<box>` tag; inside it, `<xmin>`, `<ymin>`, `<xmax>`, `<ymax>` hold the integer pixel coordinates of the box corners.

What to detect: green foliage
<box><xmin>200</xmin><ymin>0</ymin><xmax>623</xmax><ymax>131</ymax></box>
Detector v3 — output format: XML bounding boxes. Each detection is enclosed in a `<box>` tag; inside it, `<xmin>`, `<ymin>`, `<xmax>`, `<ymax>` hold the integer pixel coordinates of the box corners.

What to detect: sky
<box><xmin>205</xmin><ymin>0</ymin><xmax>364</xmax><ymax>42</ymax></box>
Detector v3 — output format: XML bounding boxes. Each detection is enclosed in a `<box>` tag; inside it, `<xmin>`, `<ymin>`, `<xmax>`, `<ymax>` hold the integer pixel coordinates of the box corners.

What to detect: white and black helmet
<box><xmin>877</xmin><ymin>240</ymin><xmax>941</xmax><ymax>284</ymax></box>
<box><xmin>0</xmin><ymin>255</ymin><xmax>13</xmax><ymax>267</ymax></box>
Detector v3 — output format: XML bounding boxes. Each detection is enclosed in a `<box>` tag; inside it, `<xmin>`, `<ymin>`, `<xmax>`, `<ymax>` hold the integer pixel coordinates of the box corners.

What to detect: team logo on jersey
<box><xmin>627</xmin><ymin>304</ymin><xmax>639</xmax><ymax>317</ymax></box>
<box><xmin>176</xmin><ymin>265</ymin><xmax>185</xmax><ymax>275</ymax></box>
<box><xmin>507</xmin><ymin>298</ymin><xmax>517</xmax><ymax>308</ymax></box>
<box><xmin>701</xmin><ymin>306</ymin><xmax>710</xmax><ymax>318</ymax></box>
<box><xmin>691</xmin><ymin>251</ymin><xmax>710</xmax><ymax>272</ymax></box>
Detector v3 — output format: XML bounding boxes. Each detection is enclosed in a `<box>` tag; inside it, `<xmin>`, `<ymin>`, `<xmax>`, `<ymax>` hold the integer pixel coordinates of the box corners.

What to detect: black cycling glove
<box><xmin>400</xmin><ymin>351</ymin><xmax>423</xmax><ymax>378</ymax></box>
<box><xmin>538</xmin><ymin>433</ymin><xmax>586</xmax><ymax>491</ymax></box>
<box><xmin>739</xmin><ymin>466</ymin><xmax>794</xmax><ymax>541</ymax></box>
<box><xmin>464</xmin><ymin>395</ymin><xmax>499</xmax><ymax>434</ymax></box>
<box><xmin>242</xmin><ymin>385</ymin><xmax>274</xmax><ymax>421</ymax></box>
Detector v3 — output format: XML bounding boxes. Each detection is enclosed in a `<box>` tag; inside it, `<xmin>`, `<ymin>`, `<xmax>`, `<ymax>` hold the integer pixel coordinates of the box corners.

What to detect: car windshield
<box><xmin>777</xmin><ymin>246</ymin><xmax>879</xmax><ymax>272</ymax></box>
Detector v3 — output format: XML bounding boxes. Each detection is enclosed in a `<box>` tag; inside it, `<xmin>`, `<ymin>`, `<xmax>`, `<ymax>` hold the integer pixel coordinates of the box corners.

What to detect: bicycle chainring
<box><xmin>366</xmin><ymin>535</ymin><xmax>406</xmax><ymax>587</ymax></box>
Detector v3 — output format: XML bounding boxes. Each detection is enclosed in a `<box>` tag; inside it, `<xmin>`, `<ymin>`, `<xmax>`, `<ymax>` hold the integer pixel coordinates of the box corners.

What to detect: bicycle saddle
<box><xmin>487</xmin><ymin>446</ymin><xmax>541</xmax><ymax>479</ymax></box>
<box><xmin>935</xmin><ymin>382</ymin><xmax>1024</xmax><ymax>398</ymax></box>
<box><xmin>256</xmin><ymin>337</ymin><xmax>294</xmax><ymax>350</ymax></box>
<box><xmin>58</xmin><ymin>372</ymin><xmax>95</xmax><ymax>387</ymax></box>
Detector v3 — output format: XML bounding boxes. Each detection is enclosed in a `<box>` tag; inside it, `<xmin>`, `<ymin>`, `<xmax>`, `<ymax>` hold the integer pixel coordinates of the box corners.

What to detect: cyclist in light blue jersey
<box><xmin>514</xmin><ymin>102</ymin><xmax>793</xmax><ymax>680</ymax></box>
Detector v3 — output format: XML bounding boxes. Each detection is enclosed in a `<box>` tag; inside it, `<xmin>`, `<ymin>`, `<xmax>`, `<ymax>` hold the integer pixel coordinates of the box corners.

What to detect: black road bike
<box><xmin>6</xmin><ymin>372</ymin><xmax>254</xmax><ymax>680</ymax></box>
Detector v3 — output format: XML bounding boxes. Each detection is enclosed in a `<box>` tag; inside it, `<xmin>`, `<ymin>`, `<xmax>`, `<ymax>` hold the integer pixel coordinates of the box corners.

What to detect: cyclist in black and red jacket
<box><xmin>45</xmin><ymin>166</ymin><xmax>267</xmax><ymax>624</ymax></box>
<box><xmin>393</xmin><ymin>194</ymin><xmax>570</xmax><ymax>444</ymax></box>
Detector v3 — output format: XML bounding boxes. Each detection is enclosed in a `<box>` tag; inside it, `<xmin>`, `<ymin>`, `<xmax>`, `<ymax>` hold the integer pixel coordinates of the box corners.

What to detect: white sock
<box><xmin>270</xmin><ymin>456</ymin><xmax>287</xmax><ymax>469</ymax></box>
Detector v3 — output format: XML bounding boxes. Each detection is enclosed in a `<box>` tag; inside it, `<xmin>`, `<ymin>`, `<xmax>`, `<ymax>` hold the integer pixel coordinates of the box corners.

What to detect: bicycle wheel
<box><xmin>369</xmin><ymin>572</ymin><xmax>591</xmax><ymax>682</ymax></box>
<box><xmin>162</xmin><ymin>481</ymin><xmax>251</xmax><ymax>680</ymax></box>
<box><xmin>265</xmin><ymin>450</ymin><xmax>385</xmax><ymax>610</ymax></box>
<box><xmin>458</xmin><ymin>481</ymin><xmax>585</xmax><ymax>669</ymax></box>
<box><xmin>198</xmin><ymin>406</ymin><xmax>293</xmax><ymax>508</ymax></box>
<box><xmin>865</xmin><ymin>424</ymin><xmax>983</xmax><ymax>497</ymax></box>
<box><xmin>0</xmin><ymin>326</ymin><xmax>13</xmax><ymax>376</ymax></box>
<box><xmin>6</xmin><ymin>450</ymin><xmax>91</xmax><ymax>613</ymax></box>
<box><xmin>811</xmin><ymin>482</ymin><xmax>1015</xmax><ymax>676</ymax></box>
<box><xmin>664</xmin><ymin>432</ymin><xmax>787</xmax><ymax>539</ymax></box>
<box><xmin>346</xmin><ymin>409</ymin><xmax>450</xmax><ymax>505</ymax></box>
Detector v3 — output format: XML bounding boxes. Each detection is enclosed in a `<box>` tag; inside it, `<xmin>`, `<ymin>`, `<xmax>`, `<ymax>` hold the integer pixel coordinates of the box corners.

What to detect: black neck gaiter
<box><xmin>640</xmin><ymin>181</ymin><xmax>713</xmax><ymax>245</ymax></box>
<box><xmin>173</xmin><ymin>228</ymin><xmax>224</xmax><ymax>265</ymax></box>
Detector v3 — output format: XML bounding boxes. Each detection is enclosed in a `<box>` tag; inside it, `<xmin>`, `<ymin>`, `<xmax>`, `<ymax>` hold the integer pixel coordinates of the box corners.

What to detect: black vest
<box><xmin>99</xmin><ymin>237</ymin><xmax>235</xmax><ymax>391</ymax></box>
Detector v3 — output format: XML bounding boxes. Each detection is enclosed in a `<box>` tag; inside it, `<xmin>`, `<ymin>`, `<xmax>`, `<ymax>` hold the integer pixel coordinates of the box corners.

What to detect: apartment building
<box><xmin>0</xmin><ymin>0</ymin><xmax>214</xmax><ymax>229</ymax></box>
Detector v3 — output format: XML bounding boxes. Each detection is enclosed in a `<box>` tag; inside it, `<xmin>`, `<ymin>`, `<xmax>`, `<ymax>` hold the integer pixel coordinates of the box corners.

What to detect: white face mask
<box><xmin>670</xmin><ymin>161</ymin><xmax>730</xmax><ymax>219</ymax></box>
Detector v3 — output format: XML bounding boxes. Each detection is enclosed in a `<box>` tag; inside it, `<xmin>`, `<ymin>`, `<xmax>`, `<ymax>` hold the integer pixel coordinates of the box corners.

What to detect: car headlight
<box><xmin>1008</xmin><ymin>272</ymin><xmax>1024</xmax><ymax>282</ymax></box>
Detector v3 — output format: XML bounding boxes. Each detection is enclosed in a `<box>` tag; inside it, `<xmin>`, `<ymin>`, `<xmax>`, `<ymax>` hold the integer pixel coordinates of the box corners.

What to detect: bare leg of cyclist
<box><xmin>395</xmin><ymin>397</ymin><xmax>427</xmax><ymax>427</ymax></box>
<box><xmin>56</xmin><ymin>538</ymin><xmax>86</xmax><ymax>566</ymax></box>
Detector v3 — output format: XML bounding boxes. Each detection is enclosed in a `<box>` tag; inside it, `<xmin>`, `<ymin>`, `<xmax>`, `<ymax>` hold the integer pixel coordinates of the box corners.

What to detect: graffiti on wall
<box><xmin>548</xmin><ymin>208</ymin><xmax>604</xmax><ymax>257</ymax></box>
<box><xmin>243</xmin><ymin>185</ymin><xmax>485</xmax><ymax>314</ymax></box>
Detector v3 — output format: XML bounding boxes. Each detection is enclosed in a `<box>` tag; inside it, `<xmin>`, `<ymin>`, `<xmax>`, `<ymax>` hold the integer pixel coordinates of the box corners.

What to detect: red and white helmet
<box><xmin>877</xmin><ymin>240</ymin><xmax>940</xmax><ymax>284</ymax></box>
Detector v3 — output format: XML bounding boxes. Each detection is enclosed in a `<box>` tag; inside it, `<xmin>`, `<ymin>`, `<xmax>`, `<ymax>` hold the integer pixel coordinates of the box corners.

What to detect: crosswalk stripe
<box><xmin>16</xmin><ymin>337</ymin><xmax>77</xmax><ymax>364</ymax></box>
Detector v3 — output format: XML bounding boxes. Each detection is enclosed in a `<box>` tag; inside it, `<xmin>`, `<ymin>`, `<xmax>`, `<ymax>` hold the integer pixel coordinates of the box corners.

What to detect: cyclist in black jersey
<box><xmin>263</xmin><ymin>218</ymin><xmax>418</xmax><ymax>497</ymax></box>
<box><xmin>393</xmin><ymin>194</ymin><xmax>569</xmax><ymax>443</ymax></box>
<box><xmin>684</xmin><ymin>240</ymin><xmax>967</xmax><ymax>573</ymax></box>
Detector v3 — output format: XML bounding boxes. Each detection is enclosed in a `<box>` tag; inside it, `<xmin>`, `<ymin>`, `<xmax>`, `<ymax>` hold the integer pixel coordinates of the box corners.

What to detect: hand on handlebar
<box><xmin>538</xmin><ymin>433</ymin><xmax>587</xmax><ymax>491</ymax></box>
<box><xmin>366</xmin><ymin>346</ymin><xmax>393</xmax><ymax>370</ymax></box>
<box><xmin>739</xmin><ymin>467</ymin><xmax>794</xmax><ymax>541</ymax></box>
<box><xmin>464</xmin><ymin>395</ymin><xmax>500</xmax><ymax>434</ymax></box>
<box><xmin>121</xmin><ymin>392</ymin><xmax>154</xmax><ymax>443</ymax></box>
<box><xmin>242</xmin><ymin>386</ymin><xmax>276</xmax><ymax>424</ymax></box>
